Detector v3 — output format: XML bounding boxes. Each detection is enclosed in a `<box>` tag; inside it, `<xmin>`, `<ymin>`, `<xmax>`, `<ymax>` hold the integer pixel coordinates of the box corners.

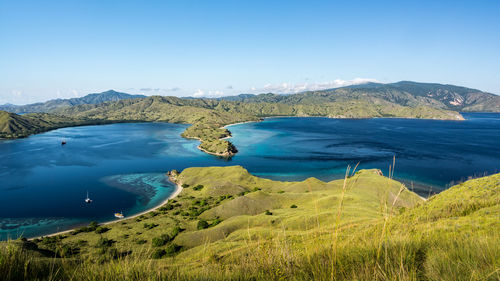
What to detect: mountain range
<box><xmin>217</xmin><ymin>81</ymin><xmax>500</xmax><ymax>112</ymax></box>
<box><xmin>2</xmin><ymin>82</ymin><xmax>499</xmax><ymax>115</ymax></box>
<box><xmin>0</xmin><ymin>90</ymin><xmax>145</xmax><ymax>113</ymax></box>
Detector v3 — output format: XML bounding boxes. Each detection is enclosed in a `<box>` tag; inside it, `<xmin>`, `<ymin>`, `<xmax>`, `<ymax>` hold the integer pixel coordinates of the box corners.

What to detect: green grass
<box><xmin>1</xmin><ymin>166</ymin><xmax>498</xmax><ymax>280</ymax></box>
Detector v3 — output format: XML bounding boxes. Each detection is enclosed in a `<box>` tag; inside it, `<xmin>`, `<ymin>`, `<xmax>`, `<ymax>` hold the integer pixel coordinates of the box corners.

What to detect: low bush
<box><xmin>152</xmin><ymin>249</ymin><xmax>166</xmax><ymax>259</ymax></box>
<box><xmin>197</xmin><ymin>220</ymin><xmax>209</xmax><ymax>230</ymax></box>
<box><xmin>143</xmin><ymin>223</ymin><xmax>158</xmax><ymax>230</ymax></box>
<box><xmin>164</xmin><ymin>243</ymin><xmax>181</xmax><ymax>256</ymax></box>
<box><xmin>95</xmin><ymin>238</ymin><xmax>114</xmax><ymax>248</ymax></box>
<box><xmin>95</xmin><ymin>227</ymin><xmax>110</xmax><ymax>234</ymax></box>
<box><xmin>152</xmin><ymin>234</ymin><xmax>172</xmax><ymax>247</ymax></box>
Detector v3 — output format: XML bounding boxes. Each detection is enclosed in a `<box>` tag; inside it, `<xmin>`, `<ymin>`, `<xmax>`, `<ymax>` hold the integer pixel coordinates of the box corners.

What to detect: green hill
<box><xmin>219</xmin><ymin>81</ymin><xmax>500</xmax><ymax>112</ymax></box>
<box><xmin>2</xmin><ymin>166</ymin><xmax>498</xmax><ymax>280</ymax></box>
<box><xmin>55</xmin><ymin>91</ymin><xmax>464</xmax><ymax>120</ymax></box>
<box><xmin>0</xmin><ymin>110</ymin><xmax>106</xmax><ymax>139</ymax></box>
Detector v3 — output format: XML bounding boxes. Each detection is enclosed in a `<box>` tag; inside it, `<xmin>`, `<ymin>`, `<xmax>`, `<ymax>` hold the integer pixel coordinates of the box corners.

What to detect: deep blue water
<box><xmin>1</xmin><ymin>113</ymin><xmax>499</xmax><ymax>239</ymax></box>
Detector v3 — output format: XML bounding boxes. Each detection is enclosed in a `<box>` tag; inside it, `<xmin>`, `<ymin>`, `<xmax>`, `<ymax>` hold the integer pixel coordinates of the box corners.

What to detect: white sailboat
<box><xmin>114</xmin><ymin>211</ymin><xmax>124</xmax><ymax>219</ymax></box>
<box><xmin>85</xmin><ymin>191</ymin><xmax>92</xmax><ymax>203</ymax></box>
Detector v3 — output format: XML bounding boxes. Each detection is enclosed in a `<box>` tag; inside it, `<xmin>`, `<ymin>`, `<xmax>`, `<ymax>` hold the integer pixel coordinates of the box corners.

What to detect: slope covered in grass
<box><xmin>0</xmin><ymin>110</ymin><xmax>107</xmax><ymax>139</ymax></box>
<box><xmin>2</xmin><ymin>166</ymin><xmax>497</xmax><ymax>280</ymax></box>
<box><xmin>219</xmin><ymin>81</ymin><xmax>500</xmax><ymax>112</ymax></box>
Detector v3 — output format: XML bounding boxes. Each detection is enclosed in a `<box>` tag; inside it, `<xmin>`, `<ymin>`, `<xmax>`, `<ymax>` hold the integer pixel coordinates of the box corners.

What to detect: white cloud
<box><xmin>140</xmin><ymin>87</ymin><xmax>178</xmax><ymax>92</ymax></box>
<box><xmin>254</xmin><ymin>78</ymin><xmax>380</xmax><ymax>94</ymax></box>
<box><xmin>192</xmin><ymin>89</ymin><xmax>205</xmax><ymax>97</ymax></box>
<box><xmin>191</xmin><ymin>89</ymin><xmax>225</xmax><ymax>98</ymax></box>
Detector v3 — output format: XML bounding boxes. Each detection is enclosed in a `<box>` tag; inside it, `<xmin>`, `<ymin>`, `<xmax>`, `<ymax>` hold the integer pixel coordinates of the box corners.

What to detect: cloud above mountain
<box><xmin>188</xmin><ymin>78</ymin><xmax>379</xmax><ymax>98</ymax></box>
<box><xmin>1</xmin><ymin>78</ymin><xmax>380</xmax><ymax>104</ymax></box>
<box><xmin>192</xmin><ymin>89</ymin><xmax>226</xmax><ymax>98</ymax></box>
<box><xmin>139</xmin><ymin>87</ymin><xmax>180</xmax><ymax>92</ymax></box>
<box><xmin>254</xmin><ymin>78</ymin><xmax>380</xmax><ymax>94</ymax></box>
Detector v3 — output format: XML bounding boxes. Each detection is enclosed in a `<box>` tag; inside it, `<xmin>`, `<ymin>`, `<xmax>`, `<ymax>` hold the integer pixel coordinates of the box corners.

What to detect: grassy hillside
<box><xmin>220</xmin><ymin>81</ymin><xmax>500</xmax><ymax>112</ymax></box>
<box><xmin>1</xmin><ymin>166</ymin><xmax>498</xmax><ymax>280</ymax></box>
<box><xmin>55</xmin><ymin>94</ymin><xmax>464</xmax><ymax>121</ymax></box>
<box><xmin>0</xmin><ymin>110</ymin><xmax>107</xmax><ymax>139</ymax></box>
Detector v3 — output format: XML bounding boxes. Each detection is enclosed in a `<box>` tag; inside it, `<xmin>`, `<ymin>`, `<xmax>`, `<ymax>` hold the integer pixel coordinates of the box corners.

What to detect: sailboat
<box><xmin>114</xmin><ymin>211</ymin><xmax>125</xmax><ymax>219</ymax></box>
<box><xmin>85</xmin><ymin>191</ymin><xmax>92</xmax><ymax>203</ymax></box>
<box><xmin>61</xmin><ymin>138</ymin><xmax>67</xmax><ymax>145</ymax></box>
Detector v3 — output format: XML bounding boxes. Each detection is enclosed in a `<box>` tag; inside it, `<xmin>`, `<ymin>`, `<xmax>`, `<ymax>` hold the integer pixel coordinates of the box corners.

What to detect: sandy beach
<box><xmin>222</xmin><ymin>120</ymin><xmax>260</xmax><ymax>129</ymax></box>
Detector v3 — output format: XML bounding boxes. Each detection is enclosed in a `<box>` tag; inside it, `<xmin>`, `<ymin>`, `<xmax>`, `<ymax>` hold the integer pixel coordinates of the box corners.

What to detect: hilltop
<box><xmin>2</xmin><ymin>166</ymin><xmax>498</xmax><ymax>280</ymax></box>
<box><xmin>0</xmin><ymin>90</ymin><xmax>145</xmax><ymax>113</ymax></box>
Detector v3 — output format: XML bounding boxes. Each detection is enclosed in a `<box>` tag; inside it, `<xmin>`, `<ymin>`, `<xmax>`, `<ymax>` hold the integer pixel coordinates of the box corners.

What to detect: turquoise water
<box><xmin>1</xmin><ymin>113</ymin><xmax>500</xmax><ymax>239</ymax></box>
<box><xmin>228</xmin><ymin>113</ymin><xmax>500</xmax><ymax>192</ymax></box>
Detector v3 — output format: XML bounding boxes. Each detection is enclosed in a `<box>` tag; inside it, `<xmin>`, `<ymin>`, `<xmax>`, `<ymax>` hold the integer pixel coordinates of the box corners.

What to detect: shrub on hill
<box><xmin>197</xmin><ymin>220</ymin><xmax>209</xmax><ymax>230</ymax></box>
<box><xmin>193</xmin><ymin>185</ymin><xmax>204</xmax><ymax>191</ymax></box>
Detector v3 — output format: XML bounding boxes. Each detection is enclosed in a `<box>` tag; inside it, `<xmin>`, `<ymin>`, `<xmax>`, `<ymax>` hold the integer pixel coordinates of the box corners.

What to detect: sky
<box><xmin>1</xmin><ymin>0</ymin><xmax>499</xmax><ymax>105</ymax></box>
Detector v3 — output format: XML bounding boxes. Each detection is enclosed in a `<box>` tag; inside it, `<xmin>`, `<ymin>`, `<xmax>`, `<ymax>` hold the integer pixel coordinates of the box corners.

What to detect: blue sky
<box><xmin>1</xmin><ymin>0</ymin><xmax>499</xmax><ymax>104</ymax></box>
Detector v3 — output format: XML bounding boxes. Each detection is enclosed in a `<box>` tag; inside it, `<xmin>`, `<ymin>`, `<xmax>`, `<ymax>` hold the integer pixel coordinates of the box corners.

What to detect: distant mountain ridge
<box><xmin>216</xmin><ymin>81</ymin><xmax>500</xmax><ymax>112</ymax></box>
<box><xmin>0</xmin><ymin>90</ymin><xmax>145</xmax><ymax>113</ymax></box>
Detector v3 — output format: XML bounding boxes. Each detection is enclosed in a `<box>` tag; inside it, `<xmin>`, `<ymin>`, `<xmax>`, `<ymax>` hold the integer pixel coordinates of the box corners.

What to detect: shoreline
<box><xmin>195</xmin><ymin>115</ymin><xmax>463</xmax><ymax>157</ymax></box>
<box><xmin>222</xmin><ymin>120</ymin><xmax>260</xmax><ymax>129</ymax></box>
<box><xmin>183</xmin><ymin>135</ymin><xmax>236</xmax><ymax>157</ymax></box>
<box><xmin>30</xmin><ymin>180</ymin><xmax>183</xmax><ymax>240</ymax></box>
<box><xmin>259</xmin><ymin>115</ymin><xmax>464</xmax><ymax>121</ymax></box>
<box><xmin>196</xmin><ymin>144</ymin><xmax>235</xmax><ymax>157</ymax></box>
<box><xmin>186</xmin><ymin>120</ymin><xmax>261</xmax><ymax>156</ymax></box>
